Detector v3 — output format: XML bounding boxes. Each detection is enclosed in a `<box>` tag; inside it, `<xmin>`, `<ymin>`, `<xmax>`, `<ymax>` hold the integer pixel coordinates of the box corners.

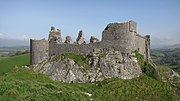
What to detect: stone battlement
<box><xmin>30</xmin><ymin>20</ymin><xmax>150</xmax><ymax>65</ymax></box>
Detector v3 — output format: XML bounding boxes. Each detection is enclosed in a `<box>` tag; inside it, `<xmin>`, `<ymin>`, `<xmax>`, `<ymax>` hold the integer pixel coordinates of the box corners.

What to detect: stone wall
<box><xmin>30</xmin><ymin>39</ymin><xmax>49</xmax><ymax>65</ymax></box>
<box><xmin>49</xmin><ymin>21</ymin><xmax>138</xmax><ymax>57</ymax></box>
<box><xmin>31</xmin><ymin>20</ymin><xmax>151</xmax><ymax>65</ymax></box>
<box><xmin>135</xmin><ymin>34</ymin><xmax>146</xmax><ymax>58</ymax></box>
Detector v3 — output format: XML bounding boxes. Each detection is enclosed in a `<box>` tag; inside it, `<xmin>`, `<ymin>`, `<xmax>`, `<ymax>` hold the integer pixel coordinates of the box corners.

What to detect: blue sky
<box><xmin>0</xmin><ymin>0</ymin><xmax>180</xmax><ymax>47</ymax></box>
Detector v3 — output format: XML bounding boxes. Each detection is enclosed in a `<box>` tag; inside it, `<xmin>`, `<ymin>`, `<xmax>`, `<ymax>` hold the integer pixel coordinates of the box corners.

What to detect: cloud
<box><xmin>15</xmin><ymin>34</ymin><xmax>30</xmax><ymax>41</ymax></box>
<box><xmin>0</xmin><ymin>33</ymin><xmax>6</xmax><ymax>38</ymax></box>
<box><xmin>151</xmin><ymin>32</ymin><xmax>180</xmax><ymax>48</ymax></box>
<box><xmin>0</xmin><ymin>33</ymin><xmax>31</xmax><ymax>41</ymax></box>
<box><xmin>0</xmin><ymin>33</ymin><xmax>31</xmax><ymax>47</ymax></box>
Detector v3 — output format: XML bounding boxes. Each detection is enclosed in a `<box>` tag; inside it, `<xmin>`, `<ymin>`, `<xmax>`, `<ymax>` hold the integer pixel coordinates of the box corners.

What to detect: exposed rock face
<box><xmin>76</xmin><ymin>30</ymin><xmax>86</xmax><ymax>45</ymax></box>
<box><xmin>31</xmin><ymin>49</ymin><xmax>142</xmax><ymax>83</ymax></box>
<box><xmin>64</xmin><ymin>36</ymin><xmax>73</xmax><ymax>44</ymax></box>
<box><xmin>48</xmin><ymin>26</ymin><xmax>62</xmax><ymax>44</ymax></box>
<box><xmin>90</xmin><ymin>36</ymin><xmax>99</xmax><ymax>43</ymax></box>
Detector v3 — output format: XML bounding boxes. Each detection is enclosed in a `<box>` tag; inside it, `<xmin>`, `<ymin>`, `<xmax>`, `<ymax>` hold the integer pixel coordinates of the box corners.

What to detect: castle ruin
<box><xmin>30</xmin><ymin>20</ymin><xmax>150</xmax><ymax>65</ymax></box>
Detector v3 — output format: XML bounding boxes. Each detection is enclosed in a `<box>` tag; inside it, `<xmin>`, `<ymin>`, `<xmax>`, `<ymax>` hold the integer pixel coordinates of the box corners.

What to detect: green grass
<box><xmin>157</xmin><ymin>66</ymin><xmax>172</xmax><ymax>73</ymax></box>
<box><xmin>52</xmin><ymin>52</ymin><xmax>88</xmax><ymax>67</ymax></box>
<box><xmin>63</xmin><ymin>53</ymin><xmax>88</xmax><ymax>67</ymax></box>
<box><xmin>63</xmin><ymin>53</ymin><xmax>89</xmax><ymax>73</ymax></box>
<box><xmin>51</xmin><ymin>52</ymin><xmax>89</xmax><ymax>72</ymax></box>
<box><xmin>0</xmin><ymin>68</ymin><xmax>178</xmax><ymax>101</ymax></box>
<box><xmin>134</xmin><ymin>50</ymin><xmax>160</xmax><ymax>80</ymax></box>
<box><xmin>0</xmin><ymin>52</ymin><xmax>179</xmax><ymax>100</ymax></box>
<box><xmin>151</xmin><ymin>48</ymin><xmax>180</xmax><ymax>74</ymax></box>
<box><xmin>0</xmin><ymin>53</ymin><xmax>30</xmax><ymax>76</ymax></box>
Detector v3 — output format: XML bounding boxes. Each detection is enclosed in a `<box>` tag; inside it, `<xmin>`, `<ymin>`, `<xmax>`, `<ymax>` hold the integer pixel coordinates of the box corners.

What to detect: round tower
<box><xmin>101</xmin><ymin>20</ymin><xmax>137</xmax><ymax>52</ymax></box>
<box><xmin>30</xmin><ymin>39</ymin><xmax>49</xmax><ymax>65</ymax></box>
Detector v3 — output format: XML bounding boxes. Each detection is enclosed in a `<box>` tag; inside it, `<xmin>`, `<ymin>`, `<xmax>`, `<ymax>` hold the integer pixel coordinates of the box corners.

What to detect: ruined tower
<box><xmin>30</xmin><ymin>39</ymin><xmax>49</xmax><ymax>65</ymax></box>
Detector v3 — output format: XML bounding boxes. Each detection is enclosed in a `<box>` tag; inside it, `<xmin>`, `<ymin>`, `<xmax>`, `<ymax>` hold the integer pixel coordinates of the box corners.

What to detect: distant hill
<box><xmin>0</xmin><ymin>38</ymin><xmax>29</xmax><ymax>47</ymax></box>
<box><xmin>151</xmin><ymin>47</ymin><xmax>180</xmax><ymax>74</ymax></box>
<box><xmin>162</xmin><ymin>44</ymin><xmax>180</xmax><ymax>49</ymax></box>
<box><xmin>0</xmin><ymin>46</ymin><xmax>29</xmax><ymax>56</ymax></box>
<box><xmin>152</xmin><ymin>44</ymin><xmax>180</xmax><ymax>49</ymax></box>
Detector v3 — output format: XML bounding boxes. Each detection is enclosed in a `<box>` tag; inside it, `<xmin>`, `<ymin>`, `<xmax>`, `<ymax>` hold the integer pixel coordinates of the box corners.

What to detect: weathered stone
<box><xmin>76</xmin><ymin>30</ymin><xmax>86</xmax><ymax>45</ymax></box>
<box><xmin>32</xmin><ymin>49</ymin><xmax>142</xmax><ymax>83</ymax></box>
<box><xmin>64</xmin><ymin>36</ymin><xmax>73</xmax><ymax>44</ymax></box>
<box><xmin>30</xmin><ymin>20</ymin><xmax>151</xmax><ymax>83</ymax></box>
<box><xmin>31</xmin><ymin>21</ymin><xmax>151</xmax><ymax>65</ymax></box>
<box><xmin>48</xmin><ymin>26</ymin><xmax>62</xmax><ymax>44</ymax></box>
<box><xmin>90</xmin><ymin>36</ymin><xmax>99</xmax><ymax>43</ymax></box>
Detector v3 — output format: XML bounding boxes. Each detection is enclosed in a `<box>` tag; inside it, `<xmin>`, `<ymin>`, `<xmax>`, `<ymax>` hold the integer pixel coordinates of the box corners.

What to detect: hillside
<box><xmin>151</xmin><ymin>48</ymin><xmax>180</xmax><ymax>74</ymax></box>
<box><xmin>0</xmin><ymin>68</ymin><xmax>178</xmax><ymax>101</ymax></box>
<box><xmin>0</xmin><ymin>49</ymin><xmax>179</xmax><ymax>100</ymax></box>
<box><xmin>0</xmin><ymin>53</ymin><xmax>30</xmax><ymax>75</ymax></box>
<box><xmin>0</xmin><ymin>46</ymin><xmax>29</xmax><ymax>56</ymax></box>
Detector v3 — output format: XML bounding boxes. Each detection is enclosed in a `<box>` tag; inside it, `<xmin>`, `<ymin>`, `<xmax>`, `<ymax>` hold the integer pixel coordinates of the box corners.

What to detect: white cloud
<box><xmin>0</xmin><ymin>33</ymin><xmax>32</xmax><ymax>46</ymax></box>
<box><xmin>15</xmin><ymin>34</ymin><xmax>31</xmax><ymax>41</ymax></box>
<box><xmin>0</xmin><ymin>33</ymin><xmax>32</xmax><ymax>41</ymax></box>
<box><xmin>151</xmin><ymin>33</ymin><xmax>180</xmax><ymax>48</ymax></box>
<box><xmin>0</xmin><ymin>33</ymin><xmax>7</xmax><ymax>38</ymax></box>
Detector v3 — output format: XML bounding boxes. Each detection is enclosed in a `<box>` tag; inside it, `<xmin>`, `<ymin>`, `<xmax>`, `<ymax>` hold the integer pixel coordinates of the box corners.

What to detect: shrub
<box><xmin>134</xmin><ymin>50</ymin><xmax>160</xmax><ymax>80</ymax></box>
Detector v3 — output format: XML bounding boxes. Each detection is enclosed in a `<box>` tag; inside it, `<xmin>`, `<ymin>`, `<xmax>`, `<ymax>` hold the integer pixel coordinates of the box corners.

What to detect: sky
<box><xmin>0</xmin><ymin>0</ymin><xmax>180</xmax><ymax>47</ymax></box>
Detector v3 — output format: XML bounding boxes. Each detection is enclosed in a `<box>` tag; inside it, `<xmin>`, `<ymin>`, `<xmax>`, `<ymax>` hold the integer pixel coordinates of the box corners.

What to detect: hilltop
<box><xmin>0</xmin><ymin>51</ymin><xmax>179</xmax><ymax>100</ymax></box>
<box><xmin>0</xmin><ymin>68</ymin><xmax>178</xmax><ymax>100</ymax></box>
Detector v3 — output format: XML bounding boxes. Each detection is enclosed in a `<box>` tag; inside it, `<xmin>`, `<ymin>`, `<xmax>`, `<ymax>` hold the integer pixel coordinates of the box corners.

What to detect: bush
<box><xmin>134</xmin><ymin>50</ymin><xmax>160</xmax><ymax>80</ymax></box>
<box><xmin>15</xmin><ymin>50</ymin><xmax>30</xmax><ymax>55</ymax></box>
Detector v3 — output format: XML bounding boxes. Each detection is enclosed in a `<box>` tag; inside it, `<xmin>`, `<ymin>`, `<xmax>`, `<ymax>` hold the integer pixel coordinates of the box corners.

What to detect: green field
<box><xmin>0</xmin><ymin>53</ymin><xmax>30</xmax><ymax>75</ymax></box>
<box><xmin>0</xmin><ymin>68</ymin><xmax>178</xmax><ymax>101</ymax></box>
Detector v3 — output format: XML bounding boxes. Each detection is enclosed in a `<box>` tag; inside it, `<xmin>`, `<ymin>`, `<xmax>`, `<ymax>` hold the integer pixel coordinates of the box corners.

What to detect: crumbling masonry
<box><xmin>30</xmin><ymin>20</ymin><xmax>150</xmax><ymax>65</ymax></box>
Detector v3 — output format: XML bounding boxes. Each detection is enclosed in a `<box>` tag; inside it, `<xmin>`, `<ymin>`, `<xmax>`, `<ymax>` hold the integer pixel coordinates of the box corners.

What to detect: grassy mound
<box><xmin>0</xmin><ymin>53</ymin><xmax>30</xmax><ymax>75</ymax></box>
<box><xmin>0</xmin><ymin>68</ymin><xmax>178</xmax><ymax>101</ymax></box>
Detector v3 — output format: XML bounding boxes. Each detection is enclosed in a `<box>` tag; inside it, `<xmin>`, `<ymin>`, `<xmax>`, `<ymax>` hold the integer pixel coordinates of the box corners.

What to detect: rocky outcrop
<box><xmin>31</xmin><ymin>49</ymin><xmax>142</xmax><ymax>83</ymax></box>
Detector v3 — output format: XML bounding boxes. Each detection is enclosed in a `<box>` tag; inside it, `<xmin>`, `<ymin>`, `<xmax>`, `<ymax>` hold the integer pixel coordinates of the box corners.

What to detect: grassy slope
<box><xmin>0</xmin><ymin>53</ymin><xmax>30</xmax><ymax>75</ymax></box>
<box><xmin>0</xmin><ymin>68</ymin><xmax>178</xmax><ymax>101</ymax></box>
<box><xmin>0</xmin><ymin>52</ymin><xmax>179</xmax><ymax>100</ymax></box>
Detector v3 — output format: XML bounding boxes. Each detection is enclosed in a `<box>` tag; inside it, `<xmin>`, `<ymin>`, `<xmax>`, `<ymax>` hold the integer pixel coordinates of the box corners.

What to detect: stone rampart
<box><xmin>30</xmin><ymin>20</ymin><xmax>150</xmax><ymax>65</ymax></box>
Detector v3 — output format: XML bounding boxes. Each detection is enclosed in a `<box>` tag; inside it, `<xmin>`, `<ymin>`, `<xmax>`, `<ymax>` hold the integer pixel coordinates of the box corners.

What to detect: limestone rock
<box><xmin>64</xmin><ymin>36</ymin><xmax>73</xmax><ymax>44</ymax></box>
<box><xmin>76</xmin><ymin>30</ymin><xmax>86</xmax><ymax>45</ymax></box>
<box><xmin>31</xmin><ymin>48</ymin><xmax>142</xmax><ymax>83</ymax></box>
<box><xmin>90</xmin><ymin>36</ymin><xmax>99</xmax><ymax>43</ymax></box>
